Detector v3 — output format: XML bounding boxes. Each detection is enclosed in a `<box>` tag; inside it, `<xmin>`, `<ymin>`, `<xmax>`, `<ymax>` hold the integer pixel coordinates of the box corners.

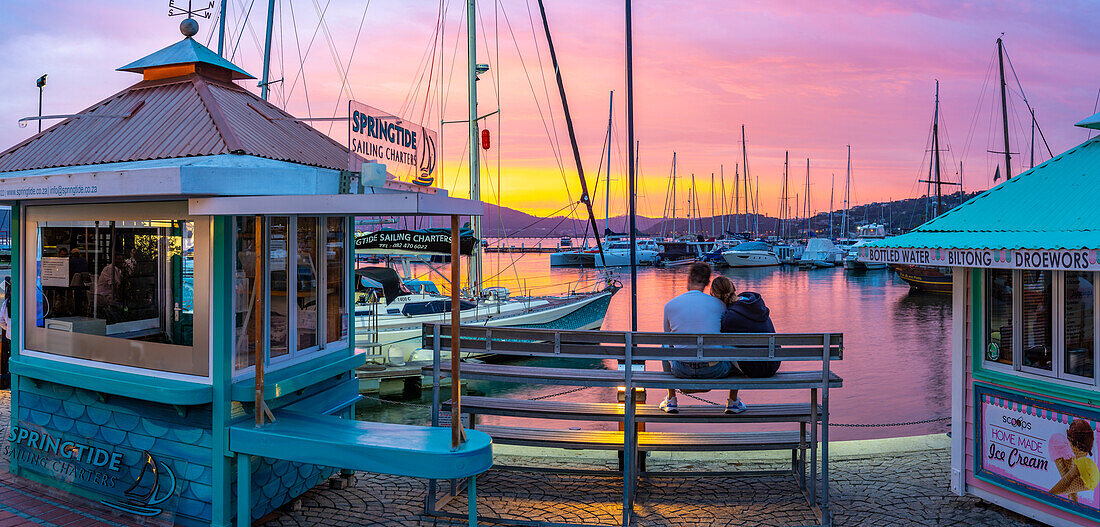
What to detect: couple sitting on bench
<box><xmin>660</xmin><ymin>261</ymin><xmax>781</xmax><ymax>414</ymax></box>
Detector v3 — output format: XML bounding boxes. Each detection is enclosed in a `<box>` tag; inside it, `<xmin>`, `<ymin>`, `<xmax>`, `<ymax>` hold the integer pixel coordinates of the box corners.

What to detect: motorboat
<box><xmin>774</xmin><ymin>243</ymin><xmax>805</xmax><ymax>265</ymax></box>
<box><xmin>549</xmin><ymin>237</ymin><xmax>660</xmax><ymax>267</ymax></box>
<box><xmin>354</xmin><ymin>266</ymin><xmax>619</xmax><ymax>360</ymax></box>
<box><xmin>798</xmin><ymin>238</ymin><xmax>844</xmax><ymax>269</ymax></box>
<box><xmin>721</xmin><ymin>241</ymin><xmax>780</xmax><ymax>267</ymax></box>
<box><xmin>843</xmin><ymin>224</ymin><xmax>889</xmax><ymax>270</ymax></box>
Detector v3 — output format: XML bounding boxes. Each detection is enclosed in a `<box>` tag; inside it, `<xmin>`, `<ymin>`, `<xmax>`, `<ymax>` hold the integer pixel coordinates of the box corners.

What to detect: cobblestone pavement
<box><xmin>257</xmin><ymin>451</ymin><xmax>1044</xmax><ymax>527</ymax></box>
<box><xmin>0</xmin><ymin>390</ymin><xmax>1044</xmax><ymax>526</ymax></box>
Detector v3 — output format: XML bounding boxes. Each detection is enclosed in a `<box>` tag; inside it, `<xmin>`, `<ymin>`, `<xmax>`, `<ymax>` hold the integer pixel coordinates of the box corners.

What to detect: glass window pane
<box><xmin>1064</xmin><ymin>272</ymin><xmax>1094</xmax><ymax>379</ymax></box>
<box><xmin>296</xmin><ymin>216</ymin><xmax>319</xmax><ymax>351</ymax></box>
<box><xmin>1021</xmin><ymin>270</ymin><xmax>1052</xmax><ymax>371</ymax></box>
<box><xmin>234</xmin><ymin>216</ymin><xmax>264</xmax><ymax>370</ymax></box>
<box><xmin>326</xmin><ymin>217</ymin><xmax>347</xmax><ymax>344</ymax></box>
<box><xmin>36</xmin><ymin>219</ymin><xmax>193</xmax><ymax>346</ymax></box>
<box><xmin>269</xmin><ymin>217</ymin><xmax>290</xmax><ymax>358</ymax></box>
<box><xmin>986</xmin><ymin>269</ymin><xmax>1013</xmax><ymax>366</ymax></box>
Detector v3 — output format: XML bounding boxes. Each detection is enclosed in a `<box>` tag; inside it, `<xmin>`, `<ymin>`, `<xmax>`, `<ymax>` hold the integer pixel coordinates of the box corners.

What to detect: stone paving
<box><xmin>0</xmin><ymin>389</ymin><xmax>1046</xmax><ymax>526</ymax></box>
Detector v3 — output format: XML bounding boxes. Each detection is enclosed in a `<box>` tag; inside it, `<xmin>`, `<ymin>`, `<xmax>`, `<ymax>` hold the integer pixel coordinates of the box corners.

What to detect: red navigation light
<box><xmin>481</xmin><ymin>129</ymin><xmax>490</xmax><ymax>150</ymax></box>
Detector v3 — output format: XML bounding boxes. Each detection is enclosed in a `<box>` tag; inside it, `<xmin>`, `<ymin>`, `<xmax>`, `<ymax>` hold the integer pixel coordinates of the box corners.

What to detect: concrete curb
<box><xmin>493</xmin><ymin>433</ymin><xmax>950</xmax><ymax>463</ymax></box>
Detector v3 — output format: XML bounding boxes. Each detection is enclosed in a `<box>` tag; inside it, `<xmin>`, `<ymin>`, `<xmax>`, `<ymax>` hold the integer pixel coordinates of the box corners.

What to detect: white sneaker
<box><xmin>725</xmin><ymin>398</ymin><xmax>747</xmax><ymax>414</ymax></box>
<box><xmin>659</xmin><ymin>396</ymin><xmax>679</xmax><ymax>413</ymax></box>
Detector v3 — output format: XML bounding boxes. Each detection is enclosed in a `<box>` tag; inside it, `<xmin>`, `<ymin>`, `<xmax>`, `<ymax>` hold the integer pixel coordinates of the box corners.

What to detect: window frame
<box><xmin>982</xmin><ymin>269</ymin><xmax>1100</xmax><ymax>388</ymax></box>
<box><xmin>22</xmin><ymin>202</ymin><xmax>211</xmax><ymax>379</ymax></box>
<box><xmin>233</xmin><ymin>214</ymin><xmax>350</xmax><ymax>378</ymax></box>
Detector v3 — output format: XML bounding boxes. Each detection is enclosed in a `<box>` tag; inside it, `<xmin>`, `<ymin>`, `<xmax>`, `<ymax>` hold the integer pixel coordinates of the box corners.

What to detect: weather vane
<box><xmin>169</xmin><ymin>0</ymin><xmax>213</xmax><ymax>37</ymax></box>
<box><xmin>168</xmin><ymin>0</ymin><xmax>214</xmax><ymax>19</ymax></box>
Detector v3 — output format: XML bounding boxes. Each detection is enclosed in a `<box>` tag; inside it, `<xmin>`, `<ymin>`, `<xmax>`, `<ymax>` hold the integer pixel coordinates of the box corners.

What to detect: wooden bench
<box><xmin>422</xmin><ymin>324</ymin><xmax>843</xmax><ymax>527</ymax></box>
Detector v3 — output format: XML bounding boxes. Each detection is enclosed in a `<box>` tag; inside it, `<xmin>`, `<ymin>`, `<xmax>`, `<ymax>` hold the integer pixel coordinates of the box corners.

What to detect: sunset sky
<box><xmin>1</xmin><ymin>1</ymin><xmax>1098</xmax><ymax>219</ymax></box>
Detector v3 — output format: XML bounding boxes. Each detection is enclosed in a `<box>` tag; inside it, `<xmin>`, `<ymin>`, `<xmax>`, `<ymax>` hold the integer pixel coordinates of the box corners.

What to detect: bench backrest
<box><xmin>422</xmin><ymin>324</ymin><xmax>842</xmax><ymax>362</ymax></box>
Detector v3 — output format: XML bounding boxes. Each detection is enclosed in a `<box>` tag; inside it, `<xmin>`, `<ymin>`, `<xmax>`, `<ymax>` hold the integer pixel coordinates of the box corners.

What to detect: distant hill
<box><xmin>479</xmin><ymin>191</ymin><xmax>977</xmax><ymax>239</ymax></box>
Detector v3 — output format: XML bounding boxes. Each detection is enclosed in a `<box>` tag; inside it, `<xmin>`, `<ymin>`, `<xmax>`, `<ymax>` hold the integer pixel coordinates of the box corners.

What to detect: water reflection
<box><xmin>357</xmin><ymin>252</ymin><xmax>952</xmax><ymax>440</ymax></box>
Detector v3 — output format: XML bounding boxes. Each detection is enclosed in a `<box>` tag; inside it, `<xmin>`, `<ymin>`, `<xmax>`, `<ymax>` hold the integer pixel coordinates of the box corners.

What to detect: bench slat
<box><xmin>426</xmin><ymin>363</ymin><xmax>842</xmax><ymax>389</ymax></box>
<box><xmin>474</xmin><ymin>425</ymin><xmax>807</xmax><ymax>452</ymax></box>
<box><xmin>444</xmin><ymin>396</ymin><xmax>818</xmax><ymax>423</ymax></box>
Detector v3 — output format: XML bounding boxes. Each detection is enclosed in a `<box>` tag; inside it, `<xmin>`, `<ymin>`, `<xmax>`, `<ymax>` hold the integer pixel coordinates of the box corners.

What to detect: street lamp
<box><xmin>36</xmin><ymin>74</ymin><xmax>47</xmax><ymax>133</ymax></box>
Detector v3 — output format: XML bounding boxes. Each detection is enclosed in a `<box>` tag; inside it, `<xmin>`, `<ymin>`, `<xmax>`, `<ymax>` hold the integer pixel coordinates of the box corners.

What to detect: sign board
<box><xmin>354</xmin><ymin>229</ymin><xmax>477</xmax><ymax>256</ymax></box>
<box><xmin>348</xmin><ymin>101</ymin><xmax>438</xmax><ymax>187</ymax></box>
<box><xmin>41</xmin><ymin>257</ymin><xmax>69</xmax><ymax>287</ymax></box>
<box><xmin>5</xmin><ymin>423</ymin><xmax>179</xmax><ymax>520</ymax></box>
<box><xmin>861</xmin><ymin>247</ymin><xmax>1100</xmax><ymax>271</ymax></box>
<box><xmin>976</xmin><ymin>383</ymin><xmax>1100</xmax><ymax>522</ymax></box>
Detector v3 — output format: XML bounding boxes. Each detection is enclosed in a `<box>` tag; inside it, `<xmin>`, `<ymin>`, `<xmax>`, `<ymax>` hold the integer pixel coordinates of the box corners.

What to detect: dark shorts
<box><xmin>663</xmin><ymin>360</ymin><xmax>781</xmax><ymax>379</ymax></box>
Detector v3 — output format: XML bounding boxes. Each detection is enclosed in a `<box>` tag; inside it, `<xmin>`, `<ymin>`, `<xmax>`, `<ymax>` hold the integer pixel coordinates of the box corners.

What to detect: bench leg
<box><xmin>236</xmin><ymin>454</ymin><xmax>251</xmax><ymax>527</ymax></box>
<box><xmin>467</xmin><ymin>475</ymin><xmax>478</xmax><ymax>527</ymax></box>
<box><xmin>810</xmin><ymin>388</ymin><xmax>818</xmax><ymax>508</ymax></box>
<box><xmin>799</xmin><ymin>421</ymin><xmax>807</xmax><ymax>489</ymax></box>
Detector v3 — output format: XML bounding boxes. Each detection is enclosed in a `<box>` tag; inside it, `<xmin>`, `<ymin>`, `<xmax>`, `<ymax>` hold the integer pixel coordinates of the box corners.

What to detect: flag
<box><xmin>992</xmin><ymin>165</ymin><xmax>1001</xmax><ymax>182</ymax></box>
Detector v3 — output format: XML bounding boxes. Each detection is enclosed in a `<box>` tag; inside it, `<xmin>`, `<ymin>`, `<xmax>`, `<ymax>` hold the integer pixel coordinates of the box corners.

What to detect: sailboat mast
<box><xmin>829</xmin><ymin>174</ymin><xmax>834</xmax><ymax>239</ymax></box>
<box><xmin>467</xmin><ymin>0</ymin><xmax>483</xmax><ymax>295</ymax></box>
<box><xmin>217</xmin><ymin>0</ymin><xmax>228</xmax><ymax>56</ymax></box>
<box><xmin>754</xmin><ymin>177</ymin><xmax>759</xmax><ymax>236</ymax></box>
<box><xmin>734</xmin><ymin>162</ymin><xmax>740</xmax><ymax>232</ymax></box>
<box><xmin>782</xmin><ymin>151</ymin><xmax>789</xmax><ymax>239</ymax></box>
<box><xmin>805</xmin><ymin>158</ymin><xmax>811</xmax><ymax>236</ymax></box>
<box><xmin>260</xmin><ymin>0</ymin><xmax>276</xmax><ymax>101</ymax></box>
<box><xmin>1030</xmin><ymin>108</ymin><xmax>1036</xmax><ymax>169</ymax></box>
<box><xmin>720</xmin><ymin>166</ymin><xmax>726</xmax><ymax>234</ymax></box>
<box><xmin>933</xmin><ymin>80</ymin><xmax>943</xmax><ymax>218</ymax></box>
<box><xmin>604</xmin><ymin>91</ymin><xmax>614</xmax><ymax>234</ymax></box>
<box><xmin>843</xmin><ymin>145</ymin><xmax>850</xmax><ymax>237</ymax></box>
<box><xmin>535</xmin><ymin>0</ymin><xmax>604</xmax><ymax>260</ymax></box>
<box><xmin>671</xmin><ymin>153</ymin><xmax>677</xmax><ymax>237</ymax></box>
<box><xmin>741</xmin><ymin>126</ymin><xmax>750</xmax><ymax>233</ymax></box>
<box><xmin>627</xmin><ymin>0</ymin><xmax>637</xmax><ymax>331</ymax></box>
<box><xmin>710</xmin><ymin>173</ymin><xmax>716</xmax><ymax>237</ymax></box>
<box><xmin>997</xmin><ymin>37</ymin><xmax>1013</xmax><ymax>180</ymax></box>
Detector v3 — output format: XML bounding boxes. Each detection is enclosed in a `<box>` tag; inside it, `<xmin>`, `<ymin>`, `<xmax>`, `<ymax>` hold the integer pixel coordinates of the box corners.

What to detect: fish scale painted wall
<box><xmin>12</xmin><ymin>376</ymin><xmax>342</xmax><ymax>526</ymax></box>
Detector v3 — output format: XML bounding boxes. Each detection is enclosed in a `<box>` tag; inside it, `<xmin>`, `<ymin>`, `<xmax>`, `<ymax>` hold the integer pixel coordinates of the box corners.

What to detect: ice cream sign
<box><xmin>976</xmin><ymin>384</ymin><xmax>1100</xmax><ymax>521</ymax></box>
<box><xmin>347</xmin><ymin>100</ymin><xmax>438</xmax><ymax>187</ymax></box>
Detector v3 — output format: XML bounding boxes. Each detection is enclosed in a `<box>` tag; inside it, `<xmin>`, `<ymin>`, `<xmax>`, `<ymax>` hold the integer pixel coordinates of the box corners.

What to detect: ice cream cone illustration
<box><xmin>1049</xmin><ymin>419</ymin><xmax>1099</xmax><ymax>503</ymax></box>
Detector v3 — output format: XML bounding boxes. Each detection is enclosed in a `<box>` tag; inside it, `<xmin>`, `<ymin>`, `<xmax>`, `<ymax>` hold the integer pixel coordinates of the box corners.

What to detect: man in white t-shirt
<box><xmin>659</xmin><ymin>262</ymin><xmax>745</xmax><ymax>414</ymax></box>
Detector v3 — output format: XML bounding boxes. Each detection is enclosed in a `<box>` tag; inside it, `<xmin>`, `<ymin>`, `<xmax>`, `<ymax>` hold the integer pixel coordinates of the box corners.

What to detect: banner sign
<box><xmin>348</xmin><ymin>101</ymin><xmax>438</xmax><ymax>187</ymax></box>
<box><xmin>861</xmin><ymin>247</ymin><xmax>1100</xmax><ymax>271</ymax></box>
<box><xmin>354</xmin><ymin>228</ymin><xmax>477</xmax><ymax>256</ymax></box>
<box><xmin>975</xmin><ymin>383</ymin><xmax>1100</xmax><ymax>521</ymax></box>
<box><xmin>5</xmin><ymin>423</ymin><xmax>179</xmax><ymax>519</ymax></box>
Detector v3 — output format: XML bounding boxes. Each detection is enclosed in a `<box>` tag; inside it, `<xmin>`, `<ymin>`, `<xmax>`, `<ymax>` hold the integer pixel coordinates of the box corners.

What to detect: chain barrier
<box><xmin>676</xmin><ymin>391</ymin><xmax>950</xmax><ymax>428</ymax></box>
<box><xmin>361</xmin><ymin>386</ymin><xmax>591</xmax><ymax>409</ymax></box>
<box><xmin>528</xmin><ymin>386</ymin><xmax>590</xmax><ymax>400</ymax></box>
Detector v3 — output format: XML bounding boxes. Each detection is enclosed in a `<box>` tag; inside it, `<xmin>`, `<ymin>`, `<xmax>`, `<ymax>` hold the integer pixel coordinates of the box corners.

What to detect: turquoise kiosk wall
<box><xmin>0</xmin><ymin>23</ymin><xmax>490</xmax><ymax>527</ymax></box>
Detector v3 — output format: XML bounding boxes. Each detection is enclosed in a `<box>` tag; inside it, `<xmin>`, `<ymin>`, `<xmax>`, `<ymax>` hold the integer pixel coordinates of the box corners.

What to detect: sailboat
<box><xmin>355</xmin><ymin>0</ymin><xmax>619</xmax><ymax>359</ymax></box>
<box><xmin>891</xmin><ymin>81</ymin><xmax>958</xmax><ymax>293</ymax></box>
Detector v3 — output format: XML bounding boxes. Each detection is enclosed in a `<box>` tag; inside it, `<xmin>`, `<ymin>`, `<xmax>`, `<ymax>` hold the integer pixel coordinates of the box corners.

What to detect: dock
<box><xmin>356</xmin><ymin>361</ymin><xmax>456</xmax><ymax>397</ymax></box>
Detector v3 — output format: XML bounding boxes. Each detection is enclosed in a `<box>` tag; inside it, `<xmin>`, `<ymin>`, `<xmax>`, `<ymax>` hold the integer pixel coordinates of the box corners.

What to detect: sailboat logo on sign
<box><xmin>348</xmin><ymin>100</ymin><xmax>438</xmax><ymax>187</ymax></box>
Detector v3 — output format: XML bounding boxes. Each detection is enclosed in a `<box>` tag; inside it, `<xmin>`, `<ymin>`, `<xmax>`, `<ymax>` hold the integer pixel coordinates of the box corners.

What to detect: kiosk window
<box><xmin>986</xmin><ymin>269</ymin><xmax>1013</xmax><ymax>367</ymax></box>
<box><xmin>296</xmin><ymin>216</ymin><xmax>319</xmax><ymax>351</ymax></box>
<box><xmin>234</xmin><ymin>216</ymin><xmax>264</xmax><ymax>370</ymax></box>
<box><xmin>1021</xmin><ymin>270</ymin><xmax>1052</xmax><ymax>372</ymax></box>
<box><xmin>36</xmin><ymin>220</ymin><xmax>194</xmax><ymax>346</ymax></box>
<box><xmin>326</xmin><ymin>217</ymin><xmax>347</xmax><ymax>344</ymax></box>
<box><xmin>1064</xmin><ymin>271</ymin><xmax>1094</xmax><ymax>379</ymax></box>
<box><xmin>269</xmin><ymin>217</ymin><xmax>290</xmax><ymax>358</ymax></box>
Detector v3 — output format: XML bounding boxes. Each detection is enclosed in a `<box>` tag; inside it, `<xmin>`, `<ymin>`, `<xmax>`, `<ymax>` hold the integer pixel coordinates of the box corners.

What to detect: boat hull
<box><xmin>722</xmin><ymin>250</ymin><xmax>780</xmax><ymax>267</ymax></box>
<box><xmin>892</xmin><ymin>264</ymin><xmax>952</xmax><ymax>294</ymax></box>
<box><xmin>355</xmin><ymin>288</ymin><xmax>618</xmax><ymax>361</ymax></box>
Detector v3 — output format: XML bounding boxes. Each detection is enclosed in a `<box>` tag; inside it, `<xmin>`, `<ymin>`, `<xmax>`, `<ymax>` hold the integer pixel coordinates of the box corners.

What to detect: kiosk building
<box><xmin>863</xmin><ymin>115</ymin><xmax>1100</xmax><ymax>527</ymax></box>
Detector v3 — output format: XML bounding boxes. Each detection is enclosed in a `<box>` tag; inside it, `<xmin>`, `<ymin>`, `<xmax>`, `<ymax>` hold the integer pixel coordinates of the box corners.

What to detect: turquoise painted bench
<box><xmin>229</xmin><ymin>410</ymin><xmax>493</xmax><ymax>526</ymax></box>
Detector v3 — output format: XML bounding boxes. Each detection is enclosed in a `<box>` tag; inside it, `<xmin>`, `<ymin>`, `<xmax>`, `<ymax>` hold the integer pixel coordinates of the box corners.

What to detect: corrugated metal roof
<box><xmin>867</xmin><ymin>137</ymin><xmax>1100</xmax><ymax>250</ymax></box>
<box><xmin>118</xmin><ymin>37</ymin><xmax>253</xmax><ymax>79</ymax></box>
<box><xmin>0</xmin><ymin>75</ymin><xmax>348</xmax><ymax>173</ymax></box>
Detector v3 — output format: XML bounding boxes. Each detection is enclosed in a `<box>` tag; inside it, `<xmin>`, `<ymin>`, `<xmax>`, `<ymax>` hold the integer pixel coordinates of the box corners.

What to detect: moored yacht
<box><xmin>722</xmin><ymin>241</ymin><xmax>780</xmax><ymax>267</ymax></box>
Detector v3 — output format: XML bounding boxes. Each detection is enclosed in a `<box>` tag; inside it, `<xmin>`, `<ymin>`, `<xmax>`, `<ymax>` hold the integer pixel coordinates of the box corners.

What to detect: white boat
<box><xmin>798</xmin><ymin>238</ymin><xmax>844</xmax><ymax>268</ymax></box>
<box><xmin>354</xmin><ymin>266</ymin><xmax>617</xmax><ymax>360</ymax></box>
<box><xmin>722</xmin><ymin>241</ymin><xmax>780</xmax><ymax>267</ymax></box>
<box><xmin>843</xmin><ymin>224</ymin><xmax>889</xmax><ymax>270</ymax></box>
<box><xmin>550</xmin><ymin>237</ymin><xmax>660</xmax><ymax>267</ymax></box>
<box><xmin>774</xmin><ymin>243</ymin><xmax>805</xmax><ymax>265</ymax></box>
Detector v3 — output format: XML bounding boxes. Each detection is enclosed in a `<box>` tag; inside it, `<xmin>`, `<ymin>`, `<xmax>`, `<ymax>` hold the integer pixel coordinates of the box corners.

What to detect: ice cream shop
<box><xmin>0</xmin><ymin>23</ymin><xmax>490</xmax><ymax>527</ymax></box>
<box><xmin>863</xmin><ymin>115</ymin><xmax>1100</xmax><ymax>526</ymax></box>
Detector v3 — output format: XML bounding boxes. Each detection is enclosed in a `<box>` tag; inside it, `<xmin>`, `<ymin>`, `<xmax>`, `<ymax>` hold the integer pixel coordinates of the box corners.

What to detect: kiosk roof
<box><xmin>867</xmin><ymin>137</ymin><xmax>1100</xmax><ymax>251</ymax></box>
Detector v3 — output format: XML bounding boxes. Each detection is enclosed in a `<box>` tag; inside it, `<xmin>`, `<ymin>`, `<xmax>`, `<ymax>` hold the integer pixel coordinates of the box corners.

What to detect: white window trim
<box><xmin>982</xmin><ymin>269</ymin><xmax>1099</xmax><ymax>388</ymax></box>
<box><xmin>233</xmin><ymin>215</ymin><xmax>350</xmax><ymax>379</ymax></box>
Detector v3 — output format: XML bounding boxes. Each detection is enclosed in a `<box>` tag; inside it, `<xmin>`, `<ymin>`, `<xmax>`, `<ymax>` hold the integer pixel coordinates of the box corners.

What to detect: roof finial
<box><xmin>169</xmin><ymin>0</ymin><xmax>213</xmax><ymax>39</ymax></box>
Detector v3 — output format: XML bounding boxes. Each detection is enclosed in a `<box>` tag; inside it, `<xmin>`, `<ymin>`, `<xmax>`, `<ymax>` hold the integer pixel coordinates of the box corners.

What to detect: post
<box><xmin>259</xmin><ymin>0</ymin><xmax>276</xmax><ymax>101</ymax></box>
<box><xmin>621</xmin><ymin>332</ymin><xmax>635</xmax><ymax>527</ymax></box>
<box><xmin>450</xmin><ymin>215</ymin><xmax>464</xmax><ymax>449</ymax></box>
<box><xmin>626</xmin><ymin>0</ymin><xmax>637</xmax><ymax>333</ymax></box>
<box><xmin>467</xmin><ymin>0</ymin><xmax>483</xmax><ymax>296</ymax></box>
<box><xmin>821</xmin><ymin>333</ymin><xmax>832</xmax><ymax>525</ymax></box>
<box><xmin>36</xmin><ymin>74</ymin><xmax>46</xmax><ymax>134</ymax></box>
<box><xmin>236</xmin><ymin>454</ymin><xmax>251</xmax><ymax>527</ymax></box>
<box><xmin>217</xmin><ymin>0</ymin><xmax>228</xmax><ymax>56</ymax></box>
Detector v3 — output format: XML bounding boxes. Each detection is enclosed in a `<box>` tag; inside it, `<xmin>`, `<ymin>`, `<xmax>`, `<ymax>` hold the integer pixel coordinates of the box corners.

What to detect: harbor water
<box><xmin>357</xmin><ymin>246</ymin><xmax>951</xmax><ymax>441</ymax></box>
